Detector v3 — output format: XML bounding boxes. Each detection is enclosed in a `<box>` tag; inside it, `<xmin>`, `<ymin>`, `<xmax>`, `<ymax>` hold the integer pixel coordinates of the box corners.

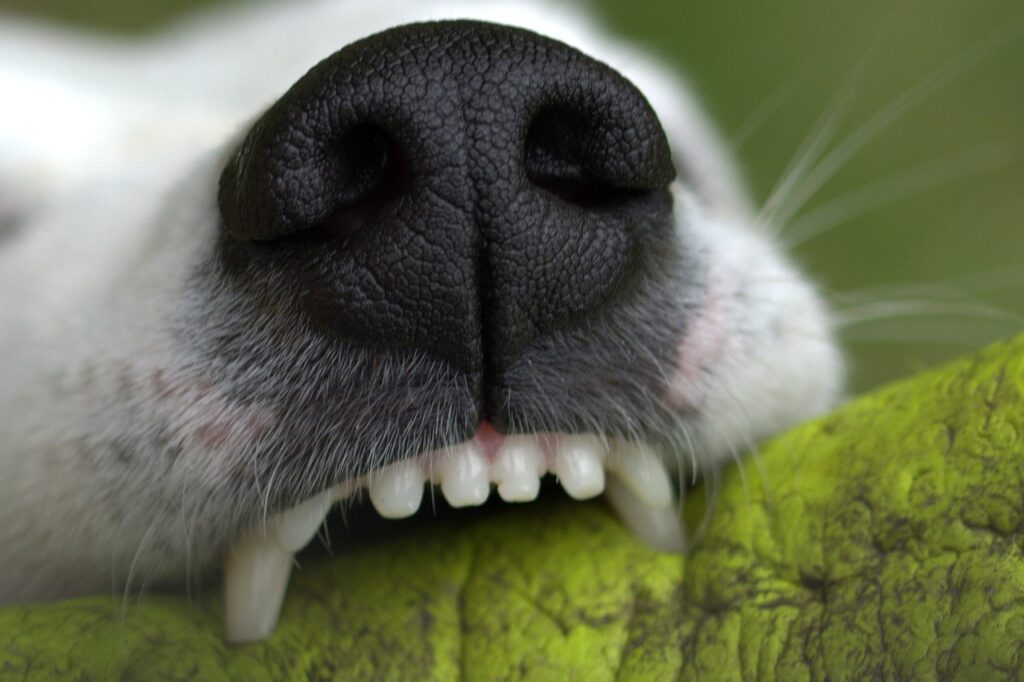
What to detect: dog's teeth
<box><xmin>607</xmin><ymin>441</ymin><xmax>673</xmax><ymax>509</ymax></box>
<box><xmin>494</xmin><ymin>435</ymin><xmax>544</xmax><ymax>502</ymax></box>
<box><xmin>604</xmin><ymin>474</ymin><xmax>686</xmax><ymax>553</ymax></box>
<box><xmin>439</xmin><ymin>442</ymin><xmax>491</xmax><ymax>507</ymax></box>
<box><xmin>602</xmin><ymin>441</ymin><xmax>684</xmax><ymax>552</ymax></box>
<box><xmin>273</xmin><ymin>489</ymin><xmax>333</xmax><ymax>553</ymax></box>
<box><xmin>368</xmin><ymin>460</ymin><xmax>425</xmax><ymax>518</ymax></box>
<box><xmin>554</xmin><ymin>434</ymin><xmax>606</xmax><ymax>500</ymax></box>
<box><xmin>224</xmin><ymin>527</ymin><xmax>294</xmax><ymax>644</ymax></box>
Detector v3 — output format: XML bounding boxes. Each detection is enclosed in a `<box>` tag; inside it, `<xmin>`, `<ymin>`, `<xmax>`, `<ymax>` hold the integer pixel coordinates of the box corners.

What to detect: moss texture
<box><xmin>2</xmin><ymin>334</ymin><xmax>1022</xmax><ymax>680</ymax></box>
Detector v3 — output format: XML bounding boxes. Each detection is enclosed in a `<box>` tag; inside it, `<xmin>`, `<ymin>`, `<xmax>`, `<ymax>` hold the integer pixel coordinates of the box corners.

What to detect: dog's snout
<box><xmin>218</xmin><ymin>20</ymin><xmax>675</xmax><ymax>393</ymax></box>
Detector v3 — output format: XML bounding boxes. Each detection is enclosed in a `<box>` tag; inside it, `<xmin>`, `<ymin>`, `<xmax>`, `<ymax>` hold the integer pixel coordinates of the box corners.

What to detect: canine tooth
<box><xmin>607</xmin><ymin>441</ymin><xmax>673</xmax><ymax>509</ymax></box>
<box><xmin>368</xmin><ymin>460</ymin><xmax>425</xmax><ymax>518</ymax></box>
<box><xmin>224</xmin><ymin>527</ymin><xmax>294</xmax><ymax>643</ymax></box>
<box><xmin>554</xmin><ymin>434</ymin><xmax>606</xmax><ymax>500</ymax></box>
<box><xmin>273</xmin><ymin>489</ymin><xmax>333</xmax><ymax>553</ymax></box>
<box><xmin>604</xmin><ymin>474</ymin><xmax>686</xmax><ymax>553</ymax></box>
<box><xmin>494</xmin><ymin>435</ymin><xmax>543</xmax><ymax>502</ymax></box>
<box><xmin>439</xmin><ymin>442</ymin><xmax>490</xmax><ymax>507</ymax></box>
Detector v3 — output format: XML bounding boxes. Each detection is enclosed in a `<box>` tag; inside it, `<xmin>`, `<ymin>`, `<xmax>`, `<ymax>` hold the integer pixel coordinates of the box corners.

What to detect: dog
<box><xmin>0</xmin><ymin>0</ymin><xmax>842</xmax><ymax>641</ymax></box>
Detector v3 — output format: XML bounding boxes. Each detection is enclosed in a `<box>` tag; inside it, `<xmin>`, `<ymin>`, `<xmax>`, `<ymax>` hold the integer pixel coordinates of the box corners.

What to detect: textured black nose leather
<box><xmin>218</xmin><ymin>20</ymin><xmax>675</xmax><ymax>386</ymax></box>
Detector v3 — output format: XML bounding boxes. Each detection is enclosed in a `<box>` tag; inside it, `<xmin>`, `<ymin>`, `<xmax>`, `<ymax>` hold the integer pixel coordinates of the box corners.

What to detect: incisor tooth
<box><xmin>439</xmin><ymin>442</ymin><xmax>490</xmax><ymax>507</ymax></box>
<box><xmin>604</xmin><ymin>474</ymin><xmax>686</xmax><ymax>553</ymax></box>
<box><xmin>607</xmin><ymin>441</ymin><xmax>673</xmax><ymax>509</ymax></box>
<box><xmin>554</xmin><ymin>434</ymin><xmax>606</xmax><ymax>500</ymax></box>
<box><xmin>224</xmin><ymin>526</ymin><xmax>294</xmax><ymax>643</ymax></box>
<box><xmin>274</xmin><ymin>489</ymin><xmax>333</xmax><ymax>553</ymax></box>
<box><xmin>494</xmin><ymin>435</ymin><xmax>543</xmax><ymax>502</ymax></box>
<box><xmin>369</xmin><ymin>460</ymin><xmax>426</xmax><ymax>518</ymax></box>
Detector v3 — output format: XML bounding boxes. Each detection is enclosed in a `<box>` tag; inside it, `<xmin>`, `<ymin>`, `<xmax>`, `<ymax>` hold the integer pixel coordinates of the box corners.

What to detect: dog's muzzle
<box><xmin>216</xmin><ymin>20</ymin><xmax>676</xmax><ymax>426</ymax></box>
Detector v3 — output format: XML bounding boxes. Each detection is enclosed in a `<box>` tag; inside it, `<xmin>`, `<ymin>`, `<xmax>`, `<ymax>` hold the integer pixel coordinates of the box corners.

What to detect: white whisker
<box><xmin>773</xmin><ymin>21</ymin><xmax>1024</xmax><ymax>232</ymax></box>
<box><xmin>729</xmin><ymin>73</ymin><xmax>807</xmax><ymax>151</ymax></box>
<box><xmin>783</xmin><ymin>142</ymin><xmax>1021</xmax><ymax>248</ymax></box>
<box><xmin>755</xmin><ymin>14</ymin><xmax>899</xmax><ymax>234</ymax></box>
<box><xmin>832</xmin><ymin>298</ymin><xmax>1019</xmax><ymax>328</ymax></box>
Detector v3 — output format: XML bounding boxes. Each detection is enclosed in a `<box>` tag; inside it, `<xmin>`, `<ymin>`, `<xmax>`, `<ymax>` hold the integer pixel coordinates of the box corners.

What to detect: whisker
<box><xmin>840</xmin><ymin>329</ymin><xmax>1014</xmax><ymax>346</ymax></box>
<box><xmin>720</xmin><ymin>383</ymin><xmax>773</xmax><ymax>508</ymax></box>
<box><xmin>729</xmin><ymin>72</ymin><xmax>807</xmax><ymax>151</ymax></box>
<box><xmin>772</xmin><ymin>19</ymin><xmax>1024</xmax><ymax>232</ymax></box>
<box><xmin>677</xmin><ymin>419</ymin><xmax>699</xmax><ymax>487</ymax></box>
<box><xmin>818</xmin><ymin>273</ymin><xmax>1024</xmax><ymax>347</ymax></box>
<box><xmin>782</xmin><ymin>141</ymin><xmax>1021</xmax><ymax>248</ymax></box>
<box><xmin>832</xmin><ymin>298</ymin><xmax>1020</xmax><ymax>328</ymax></box>
<box><xmin>944</xmin><ymin>266</ymin><xmax>1024</xmax><ymax>294</ymax></box>
<box><xmin>755</xmin><ymin>92</ymin><xmax>854</xmax><ymax>235</ymax></box>
<box><xmin>832</xmin><ymin>268</ymin><xmax>1024</xmax><ymax>300</ymax></box>
<box><xmin>119</xmin><ymin>516</ymin><xmax>162</xmax><ymax>638</ymax></box>
<box><xmin>755</xmin><ymin>12</ymin><xmax>899</xmax><ymax>234</ymax></box>
<box><xmin>833</xmin><ymin>293</ymin><xmax>1021</xmax><ymax>347</ymax></box>
<box><xmin>729</xmin><ymin>438</ymin><xmax>750</xmax><ymax>507</ymax></box>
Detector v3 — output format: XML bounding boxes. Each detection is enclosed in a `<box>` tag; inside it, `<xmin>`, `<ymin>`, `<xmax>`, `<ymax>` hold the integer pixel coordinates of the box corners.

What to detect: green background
<box><xmin>3</xmin><ymin>0</ymin><xmax>1022</xmax><ymax>392</ymax></box>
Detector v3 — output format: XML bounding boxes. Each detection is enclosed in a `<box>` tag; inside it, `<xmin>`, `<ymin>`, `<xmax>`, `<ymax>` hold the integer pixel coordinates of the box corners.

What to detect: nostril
<box><xmin>220</xmin><ymin>115</ymin><xmax>408</xmax><ymax>244</ymax></box>
<box><xmin>286</xmin><ymin>124</ymin><xmax>408</xmax><ymax>244</ymax></box>
<box><xmin>333</xmin><ymin>125</ymin><xmax>394</xmax><ymax>200</ymax></box>
<box><xmin>524</xmin><ymin>104</ymin><xmax>672</xmax><ymax>208</ymax></box>
<box><xmin>526</xmin><ymin>107</ymin><xmax>619</xmax><ymax>207</ymax></box>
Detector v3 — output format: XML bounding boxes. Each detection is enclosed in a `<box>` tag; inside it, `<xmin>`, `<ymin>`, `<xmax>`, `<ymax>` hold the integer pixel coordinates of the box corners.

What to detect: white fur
<box><xmin>0</xmin><ymin>0</ymin><xmax>841</xmax><ymax>601</ymax></box>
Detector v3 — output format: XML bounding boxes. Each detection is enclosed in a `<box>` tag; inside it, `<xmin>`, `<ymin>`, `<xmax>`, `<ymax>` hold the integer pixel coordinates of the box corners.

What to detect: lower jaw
<box><xmin>223</xmin><ymin>424</ymin><xmax>687</xmax><ymax>643</ymax></box>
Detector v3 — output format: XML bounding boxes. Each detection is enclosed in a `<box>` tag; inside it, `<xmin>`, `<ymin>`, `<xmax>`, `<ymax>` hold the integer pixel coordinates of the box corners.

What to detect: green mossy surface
<box><xmin>2</xmin><ymin>335</ymin><xmax>1023</xmax><ymax>681</ymax></box>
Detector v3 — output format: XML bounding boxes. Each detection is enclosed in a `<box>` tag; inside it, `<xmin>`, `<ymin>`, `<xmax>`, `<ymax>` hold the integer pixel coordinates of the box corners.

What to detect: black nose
<box><xmin>218</xmin><ymin>21</ymin><xmax>675</xmax><ymax>390</ymax></box>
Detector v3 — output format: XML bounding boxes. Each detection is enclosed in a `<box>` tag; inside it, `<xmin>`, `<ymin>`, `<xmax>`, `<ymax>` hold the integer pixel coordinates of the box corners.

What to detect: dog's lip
<box><xmin>222</xmin><ymin>427</ymin><xmax>685</xmax><ymax>643</ymax></box>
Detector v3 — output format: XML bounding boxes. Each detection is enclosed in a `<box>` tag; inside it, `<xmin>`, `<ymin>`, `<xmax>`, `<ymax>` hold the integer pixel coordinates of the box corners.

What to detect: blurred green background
<box><xmin>2</xmin><ymin>0</ymin><xmax>1022</xmax><ymax>393</ymax></box>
